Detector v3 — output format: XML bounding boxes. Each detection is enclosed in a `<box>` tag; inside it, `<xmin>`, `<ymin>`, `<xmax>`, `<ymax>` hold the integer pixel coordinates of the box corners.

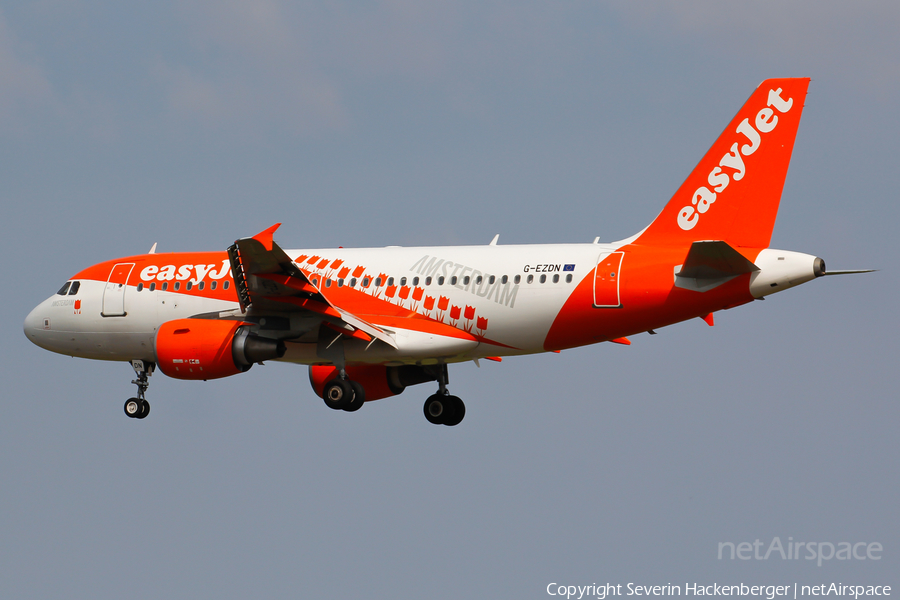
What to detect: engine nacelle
<box><xmin>156</xmin><ymin>319</ymin><xmax>286</xmax><ymax>380</ymax></box>
<box><xmin>308</xmin><ymin>364</ymin><xmax>436</xmax><ymax>402</ymax></box>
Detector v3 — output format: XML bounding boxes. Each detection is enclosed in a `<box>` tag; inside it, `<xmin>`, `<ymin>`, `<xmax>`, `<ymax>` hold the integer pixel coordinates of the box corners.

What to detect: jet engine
<box><xmin>308</xmin><ymin>364</ymin><xmax>436</xmax><ymax>402</ymax></box>
<box><xmin>156</xmin><ymin>319</ymin><xmax>286</xmax><ymax>380</ymax></box>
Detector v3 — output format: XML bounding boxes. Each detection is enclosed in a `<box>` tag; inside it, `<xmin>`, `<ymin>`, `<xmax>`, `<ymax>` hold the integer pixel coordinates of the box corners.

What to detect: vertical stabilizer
<box><xmin>635</xmin><ymin>78</ymin><xmax>810</xmax><ymax>248</ymax></box>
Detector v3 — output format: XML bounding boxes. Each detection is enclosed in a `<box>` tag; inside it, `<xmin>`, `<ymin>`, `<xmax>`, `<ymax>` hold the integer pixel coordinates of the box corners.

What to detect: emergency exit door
<box><xmin>593</xmin><ymin>252</ymin><xmax>623</xmax><ymax>308</ymax></box>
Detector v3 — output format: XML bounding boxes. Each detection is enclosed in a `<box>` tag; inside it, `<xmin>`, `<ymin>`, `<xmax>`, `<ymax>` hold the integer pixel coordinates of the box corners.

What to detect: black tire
<box><xmin>443</xmin><ymin>396</ymin><xmax>465</xmax><ymax>426</ymax></box>
<box><xmin>323</xmin><ymin>379</ymin><xmax>352</xmax><ymax>410</ymax></box>
<box><xmin>124</xmin><ymin>398</ymin><xmax>141</xmax><ymax>418</ymax></box>
<box><xmin>344</xmin><ymin>381</ymin><xmax>365</xmax><ymax>412</ymax></box>
<box><xmin>138</xmin><ymin>399</ymin><xmax>150</xmax><ymax>419</ymax></box>
<box><xmin>423</xmin><ymin>394</ymin><xmax>449</xmax><ymax>425</ymax></box>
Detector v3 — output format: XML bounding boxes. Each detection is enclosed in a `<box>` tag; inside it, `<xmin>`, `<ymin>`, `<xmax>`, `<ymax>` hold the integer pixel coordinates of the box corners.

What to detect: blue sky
<box><xmin>2</xmin><ymin>2</ymin><xmax>898</xmax><ymax>598</ymax></box>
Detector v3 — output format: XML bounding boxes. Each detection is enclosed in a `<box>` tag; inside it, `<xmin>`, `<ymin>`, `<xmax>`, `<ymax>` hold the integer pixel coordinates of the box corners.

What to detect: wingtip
<box><xmin>252</xmin><ymin>223</ymin><xmax>282</xmax><ymax>251</ymax></box>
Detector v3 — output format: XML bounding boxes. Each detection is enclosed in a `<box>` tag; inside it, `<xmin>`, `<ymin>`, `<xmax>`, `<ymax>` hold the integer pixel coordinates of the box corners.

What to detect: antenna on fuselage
<box><xmin>489</xmin><ymin>234</ymin><xmax>499</xmax><ymax>246</ymax></box>
<box><xmin>148</xmin><ymin>242</ymin><xmax>158</xmax><ymax>254</ymax></box>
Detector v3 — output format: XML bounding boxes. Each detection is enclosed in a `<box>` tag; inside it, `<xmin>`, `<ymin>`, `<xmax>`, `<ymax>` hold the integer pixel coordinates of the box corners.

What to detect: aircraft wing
<box><xmin>227</xmin><ymin>224</ymin><xmax>398</xmax><ymax>348</ymax></box>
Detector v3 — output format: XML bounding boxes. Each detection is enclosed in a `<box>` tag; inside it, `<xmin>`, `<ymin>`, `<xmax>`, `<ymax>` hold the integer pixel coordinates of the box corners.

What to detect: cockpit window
<box><xmin>57</xmin><ymin>282</ymin><xmax>71</xmax><ymax>295</ymax></box>
<box><xmin>68</xmin><ymin>281</ymin><xmax>80</xmax><ymax>295</ymax></box>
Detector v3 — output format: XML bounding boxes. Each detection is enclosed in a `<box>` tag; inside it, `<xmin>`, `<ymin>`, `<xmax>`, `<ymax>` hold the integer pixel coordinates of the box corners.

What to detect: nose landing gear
<box><xmin>125</xmin><ymin>360</ymin><xmax>154</xmax><ymax>420</ymax></box>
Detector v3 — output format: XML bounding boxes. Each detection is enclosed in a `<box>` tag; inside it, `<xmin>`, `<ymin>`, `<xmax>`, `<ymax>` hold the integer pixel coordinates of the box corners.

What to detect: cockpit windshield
<box><xmin>56</xmin><ymin>281</ymin><xmax>81</xmax><ymax>295</ymax></box>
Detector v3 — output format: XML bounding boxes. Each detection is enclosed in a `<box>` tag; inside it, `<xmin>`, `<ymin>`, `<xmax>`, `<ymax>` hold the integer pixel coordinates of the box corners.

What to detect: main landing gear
<box><xmin>125</xmin><ymin>360</ymin><xmax>154</xmax><ymax>420</ymax></box>
<box><xmin>322</xmin><ymin>371</ymin><xmax>366</xmax><ymax>413</ymax></box>
<box><xmin>423</xmin><ymin>365</ymin><xmax>465</xmax><ymax>427</ymax></box>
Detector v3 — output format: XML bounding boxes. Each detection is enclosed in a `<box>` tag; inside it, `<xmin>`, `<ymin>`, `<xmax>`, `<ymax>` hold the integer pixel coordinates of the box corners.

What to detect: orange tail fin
<box><xmin>635</xmin><ymin>78</ymin><xmax>810</xmax><ymax>249</ymax></box>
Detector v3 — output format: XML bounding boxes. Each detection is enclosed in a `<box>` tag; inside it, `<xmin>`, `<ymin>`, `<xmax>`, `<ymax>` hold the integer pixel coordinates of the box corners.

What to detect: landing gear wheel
<box><xmin>124</xmin><ymin>398</ymin><xmax>142</xmax><ymax>418</ymax></box>
<box><xmin>343</xmin><ymin>381</ymin><xmax>366</xmax><ymax>412</ymax></box>
<box><xmin>424</xmin><ymin>394</ymin><xmax>450</xmax><ymax>425</ymax></box>
<box><xmin>323</xmin><ymin>378</ymin><xmax>353</xmax><ymax>410</ymax></box>
<box><xmin>126</xmin><ymin>360</ymin><xmax>155</xmax><ymax>420</ymax></box>
<box><xmin>443</xmin><ymin>396</ymin><xmax>465</xmax><ymax>426</ymax></box>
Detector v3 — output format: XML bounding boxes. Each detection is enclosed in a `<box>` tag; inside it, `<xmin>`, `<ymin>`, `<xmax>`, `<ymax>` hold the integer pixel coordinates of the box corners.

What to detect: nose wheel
<box><xmin>126</xmin><ymin>360</ymin><xmax>154</xmax><ymax>420</ymax></box>
<box><xmin>124</xmin><ymin>397</ymin><xmax>150</xmax><ymax>419</ymax></box>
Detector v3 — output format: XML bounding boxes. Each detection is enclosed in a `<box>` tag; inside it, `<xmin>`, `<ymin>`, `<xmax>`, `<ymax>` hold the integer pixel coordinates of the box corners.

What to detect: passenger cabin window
<box><xmin>527</xmin><ymin>274</ymin><xmax>534</xmax><ymax>284</ymax></box>
<box><xmin>488</xmin><ymin>275</ymin><xmax>495</xmax><ymax>284</ymax></box>
<box><xmin>349</xmin><ymin>278</ymin><xmax>357</xmax><ymax>287</ymax></box>
<box><xmin>57</xmin><ymin>282</ymin><xmax>71</xmax><ymax>295</ymax></box>
<box><xmin>223</xmin><ymin>281</ymin><xmax>230</xmax><ymax>290</ymax></box>
<box><xmin>137</xmin><ymin>283</ymin><xmax>144</xmax><ymax>292</ymax></box>
<box><xmin>162</xmin><ymin>282</ymin><xmax>169</xmax><ymax>291</ymax></box>
<box><xmin>514</xmin><ymin>275</ymin><xmax>521</xmax><ymax>284</ymax></box>
<box><xmin>413</xmin><ymin>277</ymin><xmax>419</xmax><ymax>286</ymax></box>
<box><xmin>186</xmin><ymin>282</ymin><xmax>193</xmax><ymax>291</ymax></box>
<box><xmin>450</xmin><ymin>276</ymin><xmax>457</xmax><ymax>285</ymax></box>
<box><xmin>552</xmin><ymin>274</ymin><xmax>559</xmax><ymax>283</ymax></box>
<box><xmin>425</xmin><ymin>277</ymin><xmax>432</xmax><ymax>286</ymax></box>
<box><xmin>326</xmin><ymin>279</ymin><xmax>332</xmax><ymax>288</ymax></box>
<box><xmin>501</xmin><ymin>275</ymin><xmax>508</xmax><ymax>284</ymax></box>
<box><xmin>375</xmin><ymin>277</ymin><xmax>382</xmax><ymax>286</ymax></box>
<box><xmin>338</xmin><ymin>279</ymin><xmax>344</xmax><ymax>287</ymax></box>
<box><xmin>475</xmin><ymin>276</ymin><xmax>483</xmax><ymax>285</ymax></box>
<box><xmin>566</xmin><ymin>274</ymin><xmax>573</xmax><ymax>283</ymax></box>
<box><xmin>387</xmin><ymin>277</ymin><xmax>394</xmax><ymax>286</ymax></box>
<box><xmin>209</xmin><ymin>281</ymin><xmax>216</xmax><ymax>290</ymax></box>
<box><xmin>463</xmin><ymin>276</ymin><xmax>470</xmax><ymax>285</ymax></box>
<box><xmin>174</xmin><ymin>282</ymin><xmax>180</xmax><ymax>291</ymax></box>
<box><xmin>198</xmin><ymin>281</ymin><xmax>205</xmax><ymax>290</ymax></box>
<box><xmin>400</xmin><ymin>277</ymin><xmax>407</xmax><ymax>286</ymax></box>
<box><xmin>150</xmin><ymin>283</ymin><xmax>156</xmax><ymax>291</ymax></box>
<box><xmin>438</xmin><ymin>276</ymin><xmax>445</xmax><ymax>286</ymax></box>
<box><xmin>362</xmin><ymin>277</ymin><xmax>370</xmax><ymax>287</ymax></box>
<box><xmin>540</xmin><ymin>274</ymin><xmax>547</xmax><ymax>283</ymax></box>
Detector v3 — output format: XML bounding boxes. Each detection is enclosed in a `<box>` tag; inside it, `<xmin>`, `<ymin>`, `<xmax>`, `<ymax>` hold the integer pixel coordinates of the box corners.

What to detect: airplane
<box><xmin>23</xmin><ymin>77</ymin><xmax>872</xmax><ymax>426</ymax></box>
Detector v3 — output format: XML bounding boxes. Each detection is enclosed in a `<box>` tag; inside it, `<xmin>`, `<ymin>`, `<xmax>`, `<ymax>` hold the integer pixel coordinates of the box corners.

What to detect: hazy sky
<box><xmin>2</xmin><ymin>2</ymin><xmax>898</xmax><ymax>598</ymax></box>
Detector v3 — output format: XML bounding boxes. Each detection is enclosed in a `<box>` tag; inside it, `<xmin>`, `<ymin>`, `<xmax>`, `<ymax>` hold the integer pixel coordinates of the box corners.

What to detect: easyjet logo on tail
<box><xmin>677</xmin><ymin>88</ymin><xmax>794</xmax><ymax>231</ymax></box>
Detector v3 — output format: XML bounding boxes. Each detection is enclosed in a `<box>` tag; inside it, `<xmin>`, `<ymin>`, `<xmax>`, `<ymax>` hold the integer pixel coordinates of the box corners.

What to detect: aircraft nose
<box><xmin>23</xmin><ymin>302</ymin><xmax>47</xmax><ymax>345</ymax></box>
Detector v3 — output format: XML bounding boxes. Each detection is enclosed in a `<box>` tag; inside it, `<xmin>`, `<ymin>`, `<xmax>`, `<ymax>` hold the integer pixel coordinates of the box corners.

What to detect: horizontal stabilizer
<box><xmin>677</xmin><ymin>241</ymin><xmax>759</xmax><ymax>279</ymax></box>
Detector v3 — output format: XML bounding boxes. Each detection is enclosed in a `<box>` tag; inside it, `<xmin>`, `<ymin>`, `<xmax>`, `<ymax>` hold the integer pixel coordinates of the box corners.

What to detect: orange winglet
<box><xmin>702</xmin><ymin>313</ymin><xmax>715</xmax><ymax>326</ymax></box>
<box><xmin>252</xmin><ymin>223</ymin><xmax>282</xmax><ymax>251</ymax></box>
<box><xmin>610</xmin><ymin>337</ymin><xmax>631</xmax><ymax>345</ymax></box>
<box><xmin>485</xmin><ymin>356</ymin><xmax>503</xmax><ymax>362</ymax></box>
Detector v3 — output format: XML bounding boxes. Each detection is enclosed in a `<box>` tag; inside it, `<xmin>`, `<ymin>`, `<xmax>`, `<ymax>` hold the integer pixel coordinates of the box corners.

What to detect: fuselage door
<box><xmin>102</xmin><ymin>263</ymin><xmax>134</xmax><ymax>317</ymax></box>
<box><xmin>593</xmin><ymin>252</ymin><xmax>623</xmax><ymax>308</ymax></box>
